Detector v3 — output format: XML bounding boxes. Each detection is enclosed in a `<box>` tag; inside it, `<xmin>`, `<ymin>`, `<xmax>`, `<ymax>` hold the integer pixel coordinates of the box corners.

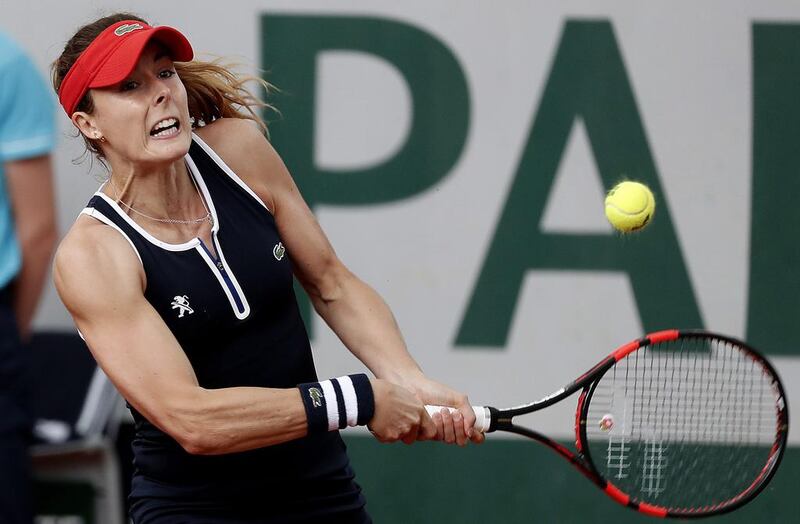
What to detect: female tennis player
<box><xmin>51</xmin><ymin>13</ymin><xmax>482</xmax><ymax>523</ymax></box>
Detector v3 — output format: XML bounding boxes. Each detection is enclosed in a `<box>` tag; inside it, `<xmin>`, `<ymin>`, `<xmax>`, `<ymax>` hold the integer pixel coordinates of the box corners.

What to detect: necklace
<box><xmin>109</xmin><ymin>171</ymin><xmax>213</xmax><ymax>226</ymax></box>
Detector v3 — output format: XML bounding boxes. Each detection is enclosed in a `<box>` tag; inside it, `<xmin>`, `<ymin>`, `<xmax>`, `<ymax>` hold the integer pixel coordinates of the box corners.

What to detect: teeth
<box><xmin>153</xmin><ymin>126</ymin><xmax>179</xmax><ymax>138</ymax></box>
<box><xmin>152</xmin><ymin>118</ymin><xmax>177</xmax><ymax>132</ymax></box>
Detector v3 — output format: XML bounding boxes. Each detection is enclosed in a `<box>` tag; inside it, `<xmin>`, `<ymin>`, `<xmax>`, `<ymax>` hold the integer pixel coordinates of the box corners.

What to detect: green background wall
<box><xmin>345</xmin><ymin>435</ymin><xmax>799</xmax><ymax>522</ymax></box>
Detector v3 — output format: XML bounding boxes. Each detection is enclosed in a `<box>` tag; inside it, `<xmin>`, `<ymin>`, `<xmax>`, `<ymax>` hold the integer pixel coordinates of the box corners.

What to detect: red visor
<box><xmin>58</xmin><ymin>20</ymin><xmax>194</xmax><ymax>116</ymax></box>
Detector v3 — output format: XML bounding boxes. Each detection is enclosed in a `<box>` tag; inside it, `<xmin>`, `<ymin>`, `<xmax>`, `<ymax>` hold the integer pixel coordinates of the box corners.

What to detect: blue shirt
<box><xmin>0</xmin><ymin>32</ymin><xmax>56</xmax><ymax>289</ymax></box>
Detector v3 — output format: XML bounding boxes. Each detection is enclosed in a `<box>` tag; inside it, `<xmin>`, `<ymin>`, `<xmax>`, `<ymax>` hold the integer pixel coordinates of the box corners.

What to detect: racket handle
<box><xmin>425</xmin><ymin>405</ymin><xmax>491</xmax><ymax>433</ymax></box>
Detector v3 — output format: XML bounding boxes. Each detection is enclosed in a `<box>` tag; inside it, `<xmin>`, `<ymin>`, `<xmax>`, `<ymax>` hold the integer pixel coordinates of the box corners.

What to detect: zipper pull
<box><xmin>217</xmin><ymin>260</ymin><xmax>224</xmax><ymax>270</ymax></box>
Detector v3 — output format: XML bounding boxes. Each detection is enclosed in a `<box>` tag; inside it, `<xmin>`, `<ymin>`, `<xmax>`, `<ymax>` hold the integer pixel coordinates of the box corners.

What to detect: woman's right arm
<box><xmin>53</xmin><ymin>219</ymin><xmax>427</xmax><ymax>454</ymax></box>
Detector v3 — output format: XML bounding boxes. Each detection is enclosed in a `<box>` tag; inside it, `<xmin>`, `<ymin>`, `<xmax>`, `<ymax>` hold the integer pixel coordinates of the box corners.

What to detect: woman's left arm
<box><xmin>201</xmin><ymin>119</ymin><xmax>482</xmax><ymax>445</ymax></box>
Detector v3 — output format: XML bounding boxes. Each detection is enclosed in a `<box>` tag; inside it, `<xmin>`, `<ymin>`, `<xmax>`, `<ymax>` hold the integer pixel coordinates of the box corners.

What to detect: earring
<box><xmin>95</xmin><ymin>133</ymin><xmax>106</xmax><ymax>143</ymax></box>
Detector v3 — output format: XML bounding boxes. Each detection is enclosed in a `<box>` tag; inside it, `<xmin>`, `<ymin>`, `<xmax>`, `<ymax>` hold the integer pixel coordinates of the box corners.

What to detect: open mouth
<box><xmin>150</xmin><ymin>117</ymin><xmax>180</xmax><ymax>138</ymax></box>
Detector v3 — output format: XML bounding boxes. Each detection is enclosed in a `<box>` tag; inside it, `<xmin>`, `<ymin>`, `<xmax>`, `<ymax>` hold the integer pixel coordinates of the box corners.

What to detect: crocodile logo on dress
<box><xmin>273</xmin><ymin>242</ymin><xmax>286</xmax><ymax>261</ymax></box>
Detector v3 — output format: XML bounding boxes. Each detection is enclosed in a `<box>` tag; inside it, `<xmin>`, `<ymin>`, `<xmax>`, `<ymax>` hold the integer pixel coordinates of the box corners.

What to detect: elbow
<box><xmin>171</xmin><ymin>421</ymin><xmax>209</xmax><ymax>455</ymax></box>
<box><xmin>176</xmin><ymin>425</ymin><xmax>231</xmax><ymax>456</ymax></box>
<box><xmin>42</xmin><ymin>224</ymin><xmax>59</xmax><ymax>252</ymax></box>
<box><xmin>305</xmin><ymin>262</ymin><xmax>353</xmax><ymax>306</ymax></box>
<box><xmin>19</xmin><ymin>222</ymin><xmax>58</xmax><ymax>260</ymax></box>
<box><xmin>157</xmin><ymin>391</ymin><xmax>221</xmax><ymax>456</ymax></box>
<box><xmin>177</xmin><ymin>431</ymin><xmax>217</xmax><ymax>456</ymax></box>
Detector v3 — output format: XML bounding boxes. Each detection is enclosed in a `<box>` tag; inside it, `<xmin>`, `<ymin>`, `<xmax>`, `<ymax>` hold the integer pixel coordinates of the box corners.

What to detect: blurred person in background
<box><xmin>0</xmin><ymin>30</ymin><xmax>58</xmax><ymax>524</ymax></box>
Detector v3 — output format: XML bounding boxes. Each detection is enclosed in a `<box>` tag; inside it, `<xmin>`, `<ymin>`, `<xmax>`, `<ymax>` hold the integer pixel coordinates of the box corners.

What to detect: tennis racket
<box><xmin>427</xmin><ymin>329</ymin><xmax>788</xmax><ymax>518</ymax></box>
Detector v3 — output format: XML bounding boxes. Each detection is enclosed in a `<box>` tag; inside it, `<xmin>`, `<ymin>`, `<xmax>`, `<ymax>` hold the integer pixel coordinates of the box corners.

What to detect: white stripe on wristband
<box><xmin>300</xmin><ymin>374</ymin><xmax>374</xmax><ymax>434</ymax></box>
<box><xmin>317</xmin><ymin>376</ymin><xmax>361</xmax><ymax>430</ymax></box>
<box><xmin>319</xmin><ymin>379</ymin><xmax>339</xmax><ymax>431</ymax></box>
<box><xmin>338</xmin><ymin>375</ymin><xmax>359</xmax><ymax>427</ymax></box>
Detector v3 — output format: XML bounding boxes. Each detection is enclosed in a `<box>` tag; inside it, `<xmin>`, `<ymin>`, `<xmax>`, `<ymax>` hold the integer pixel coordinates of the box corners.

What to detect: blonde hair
<box><xmin>52</xmin><ymin>13</ymin><xmax>275</xmax><ymax>162</ymax></box>
<box><xmin>176</xmin><ymin>58</ymin><xmax>273</xmax><ymax>134</ymax></box>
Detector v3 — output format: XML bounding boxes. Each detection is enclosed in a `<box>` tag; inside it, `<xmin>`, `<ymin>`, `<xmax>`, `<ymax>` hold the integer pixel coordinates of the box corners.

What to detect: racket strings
<box><xmin>585</xmin><ymin>336</ymin><xmax>782</xmax><ymax>511</ymax></box>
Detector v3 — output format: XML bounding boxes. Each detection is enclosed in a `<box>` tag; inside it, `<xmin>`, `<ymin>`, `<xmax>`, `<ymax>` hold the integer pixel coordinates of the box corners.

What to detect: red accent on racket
<box><xmin>427</xmin><ymin>330</ymin><xmax>788</xmax><ymax>518</ymax></box>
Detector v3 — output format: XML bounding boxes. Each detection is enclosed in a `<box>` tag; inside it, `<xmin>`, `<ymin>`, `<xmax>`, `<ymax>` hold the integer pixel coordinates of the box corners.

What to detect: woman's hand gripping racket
<box><xmin>426</xmin><ymin>330</ymin><xmax>789</xmax><ymax>518</ymax></box>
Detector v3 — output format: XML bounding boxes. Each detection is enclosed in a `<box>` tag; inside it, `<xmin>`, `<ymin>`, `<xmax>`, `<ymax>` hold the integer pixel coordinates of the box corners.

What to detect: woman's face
<box><xmin>79</xmin><ymin>42</ymin><xmax>192</xmax><ymax>167</ymax></box>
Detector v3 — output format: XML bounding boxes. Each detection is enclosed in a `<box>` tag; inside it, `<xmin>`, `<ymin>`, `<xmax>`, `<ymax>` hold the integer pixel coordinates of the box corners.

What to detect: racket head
<box><xmin>578</xmin><ymin>330</ymin><xmax>788</xmax><ymax>518</ymax></box>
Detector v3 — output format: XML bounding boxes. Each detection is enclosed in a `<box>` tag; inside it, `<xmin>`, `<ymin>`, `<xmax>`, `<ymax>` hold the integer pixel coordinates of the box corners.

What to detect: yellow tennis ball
<box><xmin>604</xmin><ymin>181</ymin><xmax>655</xmax><ymax>232</ymax></box>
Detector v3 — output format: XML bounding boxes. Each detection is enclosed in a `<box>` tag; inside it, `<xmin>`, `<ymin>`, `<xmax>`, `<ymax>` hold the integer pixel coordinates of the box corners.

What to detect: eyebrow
<box><xmin>153</xmin><ymin>48</ymin><xmax>171</xmax><ymax>62</ymax></box>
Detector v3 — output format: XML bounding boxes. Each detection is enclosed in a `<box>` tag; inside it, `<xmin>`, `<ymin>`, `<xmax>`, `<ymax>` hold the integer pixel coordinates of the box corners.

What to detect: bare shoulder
<box><xmin>56</xmin><ymin>216</ymin><xmax>140</xmax><ymax>271</ymax></box>
<box><xmin>194</xmin><ymin>118</ymin><xmax>292</xmax><ymax>209</ymax></box>
<box><xmin>195</xmin><ymin>116</ymin><xmax>261</xmax><ymax>142</ymax></box>
<box><xmin>194</xmin><ymin>117</ymin><xmax>277</xmax><ymax>166</ymax></box>
<box><xmin>54</xmin><ymin>217</ymin><xmax>145</xmax><ymax>315</ymax></box>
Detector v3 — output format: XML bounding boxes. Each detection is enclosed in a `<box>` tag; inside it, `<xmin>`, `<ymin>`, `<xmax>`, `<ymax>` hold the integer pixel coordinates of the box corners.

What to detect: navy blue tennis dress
<box><xmin>80</xmin><ymin>134</ymin><xmax>370</xmax><ymax>523</ymax></box>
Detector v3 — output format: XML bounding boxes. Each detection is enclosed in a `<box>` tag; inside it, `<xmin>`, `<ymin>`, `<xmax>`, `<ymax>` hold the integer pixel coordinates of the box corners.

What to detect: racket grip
<box><xmin>425</xmin><ymin>405</ymin><xmax>491</xmax><ymax>433</ymax></box>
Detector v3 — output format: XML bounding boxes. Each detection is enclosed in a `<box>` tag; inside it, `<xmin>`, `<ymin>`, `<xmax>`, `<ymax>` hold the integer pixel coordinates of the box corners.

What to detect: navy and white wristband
<box><xmin>298</xmin><ymin>373</ymin><xmax>375</xmax><ymax>433</ymax></box>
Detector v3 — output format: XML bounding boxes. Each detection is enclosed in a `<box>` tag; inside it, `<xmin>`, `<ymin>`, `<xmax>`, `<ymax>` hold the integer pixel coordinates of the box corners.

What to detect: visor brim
<box><xmin>88</xmin><ymin>26</ymin><xmax>193</xmax><ymax>88</ymax></box>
